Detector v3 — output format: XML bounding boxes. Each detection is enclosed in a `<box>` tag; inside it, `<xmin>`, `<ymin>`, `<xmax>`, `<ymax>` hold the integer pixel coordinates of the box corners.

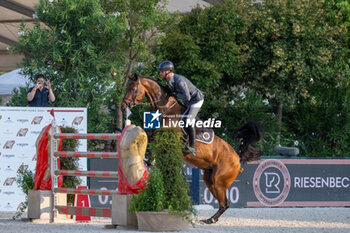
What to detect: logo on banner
<box><xmin>18</xmin><ymin>153</ymin><xmax>29</xmax><ymax>159</ymax></box>
<box><xmin>31</xmin><ymin>116</ymin><xmax>43</xmax><ymax>125</ymax></box>
<box><xmin>17</xmin><ymin>128</ymin><xmax>29</xmax><ymax>137</ymax></box>
<box><xmin>5</xmin><ymin>117</ymin><xmax>13</xmax><ymax>123</ymax></box>
<box><xmin>0</xmin><ymin>115</ymin><xmax>2</xmax><ymax>120</ymax></box>
<box><xmin>17</xmin><ymin>202</ymin><xmax>25</xmax><ymax>210</ymax></box>
<box><xmin>3</xmin><ymin>129</ymin><xmax>13</xmax><ymax>135</ymax></box>
<box><xmin>16</xmin><ymin>143</ymin><xmax>29</xmax><ymax>147</ymax></box>
<box><xmin>59</xmin><ymin>117</ymin><xmax>68</xmax><ymax>125</ymax></box>
<box><xmin>30</xmin><ymin>131</ymin><xmax>41</xmax><ymax>135</ymax></box>
<box><xmin>253</xmin><ymin>159</ymin><xmax>291</xmax><ymax>206</ymax></box>
<box><xmin>17</xmin><ymin>119</ymin><xmax>29</xmax><ymax>123</ymax></box>
<box><xmin>3</xmin><ymin>177</ymin><xmax>16</xmax><ymax>186</ymax></box>
<box><xmin>72</xmin><ymin>116</ymin><xmax>84</xmax><ymax>125</ymax></box>
<box><xmin>4</xmin><ymin>203</ymin><xmax>13</xmax><ymax>209</ymax></box>
<box><xmin>3</xmin><ymin>191</ymin><xmax>15</xmax><ymax>195</ymax></box>
<box><xmin>17</xmin><ymin>164</ymin><xmax>29</xmax><ymax>173</ymax></box>
<box><xmin>143</xmin><ymin>110</ymin><xmax>161</xmax><ymax>129</ymax></box>
<box><xmin>3</xmin><ymin>140</ymin><xmax>15</xmax><ymax>149</ymax></box>
<box><xmin>32</xmin><ymin>154</ymin><xmax>37</xmax><ymax>161</ymax></box>
<box><xmin>5</xmin><ymin>166</ymin><xmax>13</xmax><ymax>172</ymax></box>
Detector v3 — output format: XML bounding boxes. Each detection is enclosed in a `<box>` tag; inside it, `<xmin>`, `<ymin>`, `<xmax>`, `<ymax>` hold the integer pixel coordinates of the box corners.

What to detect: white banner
<box><xmin>0</xmin><ymin>107</ymin><xmax>87</xmax><ymax>211</ymax></box>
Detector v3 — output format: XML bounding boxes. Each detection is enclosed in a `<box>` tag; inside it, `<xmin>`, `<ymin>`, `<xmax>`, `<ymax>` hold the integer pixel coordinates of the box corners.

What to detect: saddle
<box><xmin>180</xmin><ymin>116</ymin><xmax>215</xmax><ymax>144</ymax></box>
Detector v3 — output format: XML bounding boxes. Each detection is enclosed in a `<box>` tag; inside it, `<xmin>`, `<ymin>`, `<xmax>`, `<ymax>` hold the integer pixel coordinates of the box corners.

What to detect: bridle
<box><xmin>122</xmin><ymin>76</ymin><xmax>177</xmax><ymax>113</ymax></box>
<box><xmin>122</xmin><ymin>78</ymin><xmax>140</xmax><ymax>109</ymax></box>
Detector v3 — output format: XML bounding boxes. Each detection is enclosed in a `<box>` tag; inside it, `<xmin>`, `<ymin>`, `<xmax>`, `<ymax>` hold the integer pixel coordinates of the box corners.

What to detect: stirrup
<box><xmin>183</xmin><ymin>144</ymin><xmax>196</xmax><ymax>156</ymax></box>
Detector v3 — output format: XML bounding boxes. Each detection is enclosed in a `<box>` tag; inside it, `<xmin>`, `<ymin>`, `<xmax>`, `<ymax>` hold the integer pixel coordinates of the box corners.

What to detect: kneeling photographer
<box><xmin>27</xmin><ymin>74</ymin><xmax>55</xmax><ymax>107</ymax></box>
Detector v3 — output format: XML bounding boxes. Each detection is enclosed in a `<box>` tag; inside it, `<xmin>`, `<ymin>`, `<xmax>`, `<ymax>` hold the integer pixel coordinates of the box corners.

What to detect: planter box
<box><xmin>111</xmin><ymin>194</ymin><xmax>137</xmax><ymax>227</ymax></box>
<box><xmin>136</xmin><ymin>211</ymin><xmax>189</xmax><ymax>232</ymax></box>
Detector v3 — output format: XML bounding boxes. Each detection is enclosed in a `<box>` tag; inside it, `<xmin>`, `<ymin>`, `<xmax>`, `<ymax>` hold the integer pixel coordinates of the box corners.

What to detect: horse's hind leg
<box><xmin>201</xmin><ymin>168</ymin><xmax>219</xmax><ymax>224</ymax></box>
<box><xmin>200</xmin><ymin>184</ymin><xmax>229</xmax><ymax>224</ymax></box>
<box><xmin>201</xmin><ymin>163</ymin><xmax>240</xmax><ymax>224</ymax></box>
<box><xmin>200</xmin><ymin>168</ymin><xmax>228</xmax><ymax>224</ymax></box>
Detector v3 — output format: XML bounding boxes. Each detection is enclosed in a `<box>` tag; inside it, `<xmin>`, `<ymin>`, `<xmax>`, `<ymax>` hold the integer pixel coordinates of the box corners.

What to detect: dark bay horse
<box><xmin>121</xmin><ymin>74</ymin><xmax>264</xmax><ymax>224</ymax></box>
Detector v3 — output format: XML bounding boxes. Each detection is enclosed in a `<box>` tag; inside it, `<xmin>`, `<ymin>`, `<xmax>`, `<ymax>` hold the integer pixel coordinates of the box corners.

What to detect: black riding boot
<box><xmin>184</xmin><ymin>126</ymin><xmax>196</xmax><ymax>156</ymax></box>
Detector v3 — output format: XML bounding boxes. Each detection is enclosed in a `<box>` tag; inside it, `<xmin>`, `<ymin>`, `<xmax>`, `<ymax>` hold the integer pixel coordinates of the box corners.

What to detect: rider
<box><xmin>158</xmin><ymin>61</ymin><xmax>204</xmax><ymax>156</ymax></box>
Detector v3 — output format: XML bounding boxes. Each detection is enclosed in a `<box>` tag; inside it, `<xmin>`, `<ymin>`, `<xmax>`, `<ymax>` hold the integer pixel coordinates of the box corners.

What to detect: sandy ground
<box><xmin>1</xmin><ymin>207</ymin><xmax>350</xmax><ymax>233</ymax></box>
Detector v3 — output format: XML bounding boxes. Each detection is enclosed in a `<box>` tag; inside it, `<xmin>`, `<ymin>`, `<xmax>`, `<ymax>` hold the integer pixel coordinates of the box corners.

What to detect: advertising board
<box><xmin>199</xmin><ymin>158</ymin><xmax>350</xmax><ymax>208</ymax></box>
<box><xmin>0</xmin><ymin>107</ymin><xmax>87</xmax><ymax>211</ymax></box>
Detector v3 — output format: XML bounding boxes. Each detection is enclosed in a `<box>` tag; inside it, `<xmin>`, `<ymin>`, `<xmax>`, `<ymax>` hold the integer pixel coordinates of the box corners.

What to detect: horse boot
<box><xmin>183</xmin><ymin>126</ymin><xmax>196</xmax><ymax>156</ymax></box>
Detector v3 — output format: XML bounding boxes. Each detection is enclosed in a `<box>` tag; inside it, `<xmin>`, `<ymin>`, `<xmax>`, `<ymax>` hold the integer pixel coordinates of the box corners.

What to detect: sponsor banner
<box><xmin>0</xmin><ymin>107</ymin><xmax>87</xmax><ymax>211</ymax></box>
<box><xmin>88</xmin><ymin>157</ymin><xmax>350</xmax><ymax>209</ymax></box>
<box><xmin>198</xmin><ymin>158</ymin><xmax>350</xmax><ymax>208</ymax></box>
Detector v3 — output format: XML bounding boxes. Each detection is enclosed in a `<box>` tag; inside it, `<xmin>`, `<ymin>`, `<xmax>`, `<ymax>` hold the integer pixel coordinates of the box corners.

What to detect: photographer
<box><xmin>27</xmin><ymin>74</ymin><xmax>55</xmax><ymax>107</ymax></box>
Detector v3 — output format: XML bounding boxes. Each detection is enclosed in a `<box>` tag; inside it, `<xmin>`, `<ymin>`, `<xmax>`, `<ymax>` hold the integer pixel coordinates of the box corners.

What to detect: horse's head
<box><xmin>121</xmin><ymin>74</ymin><xmax>146</xmax><ymax>114</ymax></box>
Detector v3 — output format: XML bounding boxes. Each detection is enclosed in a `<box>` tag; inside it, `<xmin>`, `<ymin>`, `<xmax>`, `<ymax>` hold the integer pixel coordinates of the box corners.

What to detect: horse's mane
<box><xmin>130</xmin><ymin>74</ymin><xmax>184</xmax><ymax>108</ymax></box>
<box><xmin>136</xmin><ymin>75</ymin><xmax>172</xmax><ymax>96</ymax></box>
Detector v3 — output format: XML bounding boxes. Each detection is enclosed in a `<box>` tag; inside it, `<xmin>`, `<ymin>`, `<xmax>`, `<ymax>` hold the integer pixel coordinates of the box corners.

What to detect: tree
<box><xmin>100</xmin><ymin>0</ymin><xmax>173</xmax><ymax>129</ymax></box>
<box><xmin>155</xmin><ymin>0</ymin><xmax>349</xmax><ymax>156</ymax></box>
<box><xmin>245</xmin><ymin>0</ymin><xmax>348</xmax><ymax>145</ymax></box>
<box><xmin>155</xmin><ymin>0</ymin><xmax>276</xmax><ymax>149</ymax></box>
<box><xmin>328</xmin><ymin>0</ymin><xmax>350</xmax><ymax>118</ymax></box>
<box><xmin>11</xmin><ymin>0</ymin><xmax>126</xmax><ymax>133</ymax></box>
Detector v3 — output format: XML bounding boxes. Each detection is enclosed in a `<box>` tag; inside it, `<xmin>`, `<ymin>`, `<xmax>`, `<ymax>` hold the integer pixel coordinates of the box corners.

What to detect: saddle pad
<box><xmin>181</xmin><ymin>124</ymin><xmax>215</xmax><ymax>144</ymax></box>
<box><xmin>195</xmin><ymin>127</ymin><xmax>215</xmax><ymax>144</ymax></box>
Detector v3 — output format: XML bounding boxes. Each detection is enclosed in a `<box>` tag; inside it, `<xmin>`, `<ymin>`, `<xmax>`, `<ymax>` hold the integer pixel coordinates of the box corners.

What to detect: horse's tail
<box><xmin>233</xmin><ymin>120</ymin><xmax>265</xmax><ymax>163</ymax></box>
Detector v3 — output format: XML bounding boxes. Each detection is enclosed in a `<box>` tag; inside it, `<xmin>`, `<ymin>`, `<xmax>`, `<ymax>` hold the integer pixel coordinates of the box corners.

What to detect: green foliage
<box><xmin>60</xmin><ymin>126</ymin><xmax>81</xmax><ymax>203</ymax></box>
<box><xmin>245</xmin><ymin>0</ymin><xmax>347</xmax><ymax>103</ymax></box>
<box><xmin>131</xmin><ymin>128</ymin><xmax>194</xmax><ymax>223</ymax></box>
<box><xmin>11</xmin><ymin>0</ymin><xmax>126</xmax><ymax>133</ymax></box>
<box><xmin>328</xmin><ymin>0</ymin><xmax>350</xmax><ymax>121</ymax></box>
<box><xmin>155</xmin><ymin>0</ymin><xmax>274</xmax><ymax>151</ymax></box>
<box><xmin>130</xmin><ymin>168</ymin><xmax>166</xmax><ymax>212</ymax></box>
<box><xmin>16</xmin><ymin>166</ymin><xmax>35</xmax><ymax>196</ymax></box>
<box><xmin>156</xmin><ymin>0</ymin><xmax>349</xmax><ymax>156</ymax></box>
<box><xmin>100</xmin><ymin>0</ymin><xmax>173</xmax><ymax>129</ymax></box>
<box><xmin>13</xmin><ymin>166</ymin><xmax>35</xmax><ymax>219</ymax></box>
<box><xmin>246</xmin><ymin>0</ymin><xmax>349</xmax><ymax>155</ymax></box>
<box><xmin>156</xmin><ymin>1</ymin><xmax>249</xmax><ymax>95</ymax></box>
<box><xmin>284</xmin><ymin>87</ymin><xmax>350</xmax><ymax>157</ymax></box>
<box><xmin>100</xmin><ymin>0</ymin><xmax>174</xmax><ymax>75</ymax></box>
<box><xmin>6</xmin><ymin>86</ymin><xmax>30</xmax><ymax>107</ymax></box>
<box><xmin>10</xmin><ymin>0</ymin><xmax>173</xmax><ymax>133</ymax></box>
<box><xmin>151</xmin><ymin>129</ymin><xmax>194</xmax><ymax>220</ymax></box>
<box><xmin>7</xmin><ymin>0</ymin><xmax>350</xmax><ymax>157</ymax></box>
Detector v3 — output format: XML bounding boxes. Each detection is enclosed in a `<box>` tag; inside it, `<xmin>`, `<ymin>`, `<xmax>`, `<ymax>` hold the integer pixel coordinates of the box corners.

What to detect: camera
<box><xmin>38</xmin><ymin>81</ymin><xmax>47</xmax><ymax>87</ymax></box>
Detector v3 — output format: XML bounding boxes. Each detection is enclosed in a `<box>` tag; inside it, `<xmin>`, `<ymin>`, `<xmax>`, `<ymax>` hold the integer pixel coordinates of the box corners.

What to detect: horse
<box><xmin>121</xmin><ymin>74</ymin><xmax>265</xmax><ymax>224</ymax></box>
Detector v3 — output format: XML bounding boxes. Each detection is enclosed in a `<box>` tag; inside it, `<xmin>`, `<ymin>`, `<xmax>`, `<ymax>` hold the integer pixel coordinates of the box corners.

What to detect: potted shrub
<box><xmin>130</xmin><ymin>128</ymin><xmax>195</xmax><ymax>231</ymax></box>
<box><xmin>14</xmin><ymin>166</ymin><xmax>35</xmax><ymax>219</ymax></box>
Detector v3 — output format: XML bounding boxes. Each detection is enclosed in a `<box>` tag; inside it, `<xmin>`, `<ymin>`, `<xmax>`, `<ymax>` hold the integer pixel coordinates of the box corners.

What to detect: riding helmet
<box><xmin>157</xmin><ymin>61</ymin><xmax>174</xmax><ymax>72</ymax></box>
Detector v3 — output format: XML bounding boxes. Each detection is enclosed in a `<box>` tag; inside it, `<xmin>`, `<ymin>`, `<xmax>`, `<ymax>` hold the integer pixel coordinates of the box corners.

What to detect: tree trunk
<box><xmin>116</xmin><ymin>102</ymin><xmax>123</xmax><ymax>130</ymax></box>
<box><xmin>276</xmin><ymin>102</ymin><xmax>283</xmax><ymax>146</ymax></box>
<box><xmin>115</xmin><ymin>60</ymin><xmax>134</xmax><ymax>130</ymax></box>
